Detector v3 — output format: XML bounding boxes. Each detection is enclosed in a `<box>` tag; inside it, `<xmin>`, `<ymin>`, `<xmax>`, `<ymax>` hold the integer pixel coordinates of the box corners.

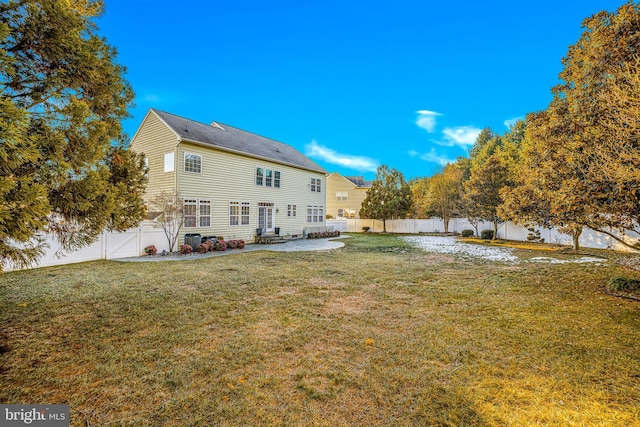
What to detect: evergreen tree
<box><xmin>0</xmin><ymin>0</ymin><xmax>147</xmax><ymax>270</ymax></box>
<box><xmin>360</xmin><ymin>165</ymin><xmax>412</xmax><ymax>232</ymax></box>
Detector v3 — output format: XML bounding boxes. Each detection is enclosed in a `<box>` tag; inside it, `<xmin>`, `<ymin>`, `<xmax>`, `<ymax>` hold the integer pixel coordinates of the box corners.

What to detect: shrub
<box><xmin>216</xmin><ymin>236</ymin><xmax>225</xmax><ymax>241</ymax></box>
<box><xmin>214</xmin><ymin>240</ymin><xmax>227</xmax><ymax>251</ymax></box>
<box><xmin>227</xmin><ymin>240</ymin><xmax>238</xmax><ymax>249</ymax></box>
<box><xmin>481</xmin><ymin>230</ymin><xmax>494</xmax><ymax>240</ymax></box>
<box><xmin>196</xmin><ymin>243</ymin><xmax>208</xmax><ymax>254</ymax></box>
<box><xmin>607</xmin><ymin>276</ymin><xmax>640</xmax><ymax>292</ymax></box>
<box><xmin>362</xmin><ymin>226</ymin><xmax>370</xmax><ymax>232</ymax></box>
<box><xmin>461</xmin><ymin>230</ymin><xmax>474</xmax><ymax>237</ymax></box>
<box><xmin>204</xmin><ymin>240</ymin><xmax>215</xmax><ymax>252</ymax></box>
<box><xmin>237</xmin><ymin>239</ymin><xmax>246</xmax><ymax>249</ymax></box>
<box><xmin>144</xmin><ymin>245</ymin><xmax>157</xmax><ymax>255</ymax></box>
<box><xmin>179</xmin><ymin>244</ymin><xmax>192</xmax><ymax>255</ymax></box>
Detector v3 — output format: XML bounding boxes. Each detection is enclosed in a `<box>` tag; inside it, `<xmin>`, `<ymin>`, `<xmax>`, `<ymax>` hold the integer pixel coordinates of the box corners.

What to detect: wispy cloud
<box><xmin>410</xmin><ymin>148</ymin><xmax>457</xmax><ymax>166</ymax></box>
<box><xmin>305</xmin><ymin>140</ymin><xmax>379</xmax><ymax>173</ymax></box>
<box><xmin>415</xmin><ymin>110</ymin><xmax>442</xmax><ymax>133</ymax></box>
<box><xmin>504</xmin><ymin>116</ymin><xmax>524</xmax><ymax>128</ymax></box>
<box><xmin>440</xmin><ymin>126</ymin><xmax>481</xmax><ymax>147</ymax></box>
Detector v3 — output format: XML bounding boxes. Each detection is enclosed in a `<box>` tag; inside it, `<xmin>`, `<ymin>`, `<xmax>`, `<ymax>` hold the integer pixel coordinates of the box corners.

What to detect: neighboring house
<box><xmin>130</xmin><ymin>109</ymin><xmax>327</xmax><ymax>244</ymax></box>
<box><xmin>325</xmin><ymin>172</ymin><xmax>372</xmax><ymax>219</ymax></box>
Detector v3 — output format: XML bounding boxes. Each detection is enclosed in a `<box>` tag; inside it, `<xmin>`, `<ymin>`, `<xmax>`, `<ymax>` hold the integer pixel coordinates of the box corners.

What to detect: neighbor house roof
<box><xmin>151</xmin><ymin>109</ymin><xmax>326</xmax><ymax>174</ymax></box>
<box><xmin>344</xmin><ymin>175</ymin><xmax>373</xmax><ymax>187</ymax></box>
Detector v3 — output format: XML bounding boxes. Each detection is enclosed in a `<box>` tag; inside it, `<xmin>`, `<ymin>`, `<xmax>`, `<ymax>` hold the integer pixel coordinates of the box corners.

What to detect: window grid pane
<box><xmin>184</xmin><ymin>199</ymin><xmax>197</xmax><ymax>227</ymax></box>
<box><xmin>274</xmin><ymin>171</ymin><xmax>280</xmax><ymax>188</ymax></box>
<box><xmin>256</xmin><ymin>167</ymin><xmax>264</xmax><ymax>185</ymax></box>
<box><xmin>241</xmin><ymin>202</ymin><xmax>250</xmax><ymax>225</ymax></box>
<box><xmin>184</xmin><ymin>153</ymin><xmax>201</xmax><ymax>173</ymax></box>
<box><xmin>229</xmin><ymin>202</ymin><xmax>239</xmax><ymax>226</ymax></box>
<box><xmin>199</xmin><ymin>201</ymin><xmax>211</xmax><ymax>227</ymax></box>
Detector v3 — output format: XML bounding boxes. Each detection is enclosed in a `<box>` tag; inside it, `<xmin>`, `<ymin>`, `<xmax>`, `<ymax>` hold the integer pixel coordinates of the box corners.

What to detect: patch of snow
<box><xmin>528</xmin><ymin>256</ymin><xmax>606</xmax><ymax>264</ymax></box>
<box><xmin>401</xmin><ymin>236</ymin><xmax>519</xmax><ymax>263</ymax></box>
<box><xmin>401</xmin><ymin>236</ymin><xmax>608</xmax><ymax>265</ymax></box>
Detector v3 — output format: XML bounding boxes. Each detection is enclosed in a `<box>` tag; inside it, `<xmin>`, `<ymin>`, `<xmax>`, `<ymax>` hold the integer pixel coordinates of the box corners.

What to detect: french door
<box><xmin>258</xmin><ymin>203</ymin><xmax>274</xmax><ymax>233</ymax></box>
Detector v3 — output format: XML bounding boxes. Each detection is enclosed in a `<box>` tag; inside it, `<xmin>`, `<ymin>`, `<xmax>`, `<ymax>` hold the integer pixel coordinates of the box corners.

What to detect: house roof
<box><xmin>151</xmin><ymin>109</ymin><xmax>327</xmax><ymax>174</ymax></box>
<box><xmin>344</xmin><ymin>175</ymin><xmax>373</xmax><ymax>187</ymax></box>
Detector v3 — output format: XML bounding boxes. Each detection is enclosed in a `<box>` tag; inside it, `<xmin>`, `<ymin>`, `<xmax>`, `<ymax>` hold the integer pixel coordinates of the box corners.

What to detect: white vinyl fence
<box><xmin>5</xmin><ymin>218</ymin><xmax>639</xmax><ymax>272</ymax></box>
<box><xmin>3</xmin><ymin>225</ymin><xmax>168</xmax><ymax>272</ymax></box>
<box><xmin>327</xmin><ymin>218</ymin><xmax>640</xmax><ymax>252</ymax></box>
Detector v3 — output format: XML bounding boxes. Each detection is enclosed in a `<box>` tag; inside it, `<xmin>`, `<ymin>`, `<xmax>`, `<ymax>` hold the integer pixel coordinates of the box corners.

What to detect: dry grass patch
<box><xmin>1</xmin><ymin>234</ymin><xmax>639</xmax><ymax>425</ymax></box>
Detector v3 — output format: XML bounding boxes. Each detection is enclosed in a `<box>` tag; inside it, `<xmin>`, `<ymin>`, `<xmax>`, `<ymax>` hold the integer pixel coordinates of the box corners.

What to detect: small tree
<box><xmin>149</xmin><ymin>191</ymin><xmax>185</xmax><ymax>252</ymax></box>
<box><xmin>359</xmin><ymin>165</ymin><xmax>412</xmax><ymax>232</ymax></box>
<box><xmin>426</xmin><ymin>164</ymin><xmax>463</xmax><ymax>233</ymax></box>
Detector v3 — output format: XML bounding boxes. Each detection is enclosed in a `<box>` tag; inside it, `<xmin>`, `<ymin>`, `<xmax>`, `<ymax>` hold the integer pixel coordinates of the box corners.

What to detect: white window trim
<box><xmin>256</xmin><ymin>166</ymin><xmax>281</xmax><ymax>188</ymax></box>
<box><xmin>199</xmin><ymin>200</ymin><xmax>211</xmax><ymax>227</ymax></box>
<box><xmin>184</xmin><ymin>152</ymin><xmax>202</xmax><ymax>174</ymax></box>
<box><xmin>229</xmin><ymin>201</ymin><xmax>251</xmax><ymax>226</ymax></box>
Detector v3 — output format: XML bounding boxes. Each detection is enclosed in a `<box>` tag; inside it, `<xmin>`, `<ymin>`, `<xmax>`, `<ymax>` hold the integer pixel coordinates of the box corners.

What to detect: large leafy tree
<box><xmin>503</xmin><ymin>1</ymin><xmax>640</xmax><ymax>250</ymax></box>
<box><xmin>0</xmin><ymin>0</ymin><xmax>147</xmax><ymax>270</ymax></box>
<box><xmin>359</xmin><ymin>165</ymin><xmax>412</xmax><ymax>232</ymax></box>
<box><xmin>425</xmin><ymin>163</ymin><xmax>463</xmax><ymax>233</ymax></box>
<box><xmin>498</xmin><ymin>111</ymin><xmax>586</xmax><ymax>249</ymax></box>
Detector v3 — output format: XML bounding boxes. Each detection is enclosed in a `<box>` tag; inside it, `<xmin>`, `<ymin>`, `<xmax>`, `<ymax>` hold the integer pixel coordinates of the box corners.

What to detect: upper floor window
<box><xmin>287</xmin><ymin>204</ymin><xmax>296</xmax><ymax>217</ymax></box>
<box><xmin>184</xmin><ymin>153</ymin><xmax>201</xmax><ymax>173</ymax></box>
<box><xmin>336</xmin><ymin>191</ymin><xmax>348</xmax><ymax>201</ymax></box>
<box><xmin>311</xmin><ymin>177</ymin><xmax>322</xmax><ymax>193</ymax></box>
<box><xmin>256</xmin><ymin>166</ymin><xmax>280</xmax><ymax>188</ymax></box>
<box><xmin>164</xmin><ymin>152</ymin><xmax>175</xmax><ymax>173</ymax></box>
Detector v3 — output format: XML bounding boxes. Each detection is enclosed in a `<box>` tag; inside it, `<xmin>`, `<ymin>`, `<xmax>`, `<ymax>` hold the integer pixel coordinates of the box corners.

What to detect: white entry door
<box><xmin>258</xmin><ymin>204</ymin><xmax>274</xmax><ymax>233</ymax></box>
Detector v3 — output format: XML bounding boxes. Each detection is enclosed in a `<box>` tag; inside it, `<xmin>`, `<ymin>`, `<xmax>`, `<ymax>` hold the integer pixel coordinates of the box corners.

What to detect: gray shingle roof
<box><xmin>152</xmin><ymin>109</ymin><xmax>326</xmax><ymax>174</ymax></box>
<box><xmin>344</xmin><ymin>175</ymin><xmax>373</xmax><ymax>187</ymax></box>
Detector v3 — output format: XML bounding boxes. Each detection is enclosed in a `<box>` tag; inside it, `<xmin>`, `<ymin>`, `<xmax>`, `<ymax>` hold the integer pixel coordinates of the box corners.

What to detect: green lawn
<box><xmin>1</xmin><ymin>234</ymin><xmax>639</xmax><ymax>426</ymax></box>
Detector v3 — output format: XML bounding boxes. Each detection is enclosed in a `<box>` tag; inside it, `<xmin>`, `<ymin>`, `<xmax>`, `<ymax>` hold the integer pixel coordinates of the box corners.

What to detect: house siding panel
<box><xmin>177</xmin><ymin>142</ymin><xmax>325</xmax><ymax>242</ymax></box>
<box><xmin>326</xmin><ymin>173</ymin><xmax>369</xmax><ymax>219</ymax></box>
<box><xmin>129</xmin><ymin>111</ymin><xmax>178</xmax><ymax>203</ymax></box>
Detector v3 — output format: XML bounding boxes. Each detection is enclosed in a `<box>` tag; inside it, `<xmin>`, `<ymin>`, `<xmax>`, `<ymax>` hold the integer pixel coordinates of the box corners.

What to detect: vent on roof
<box><xmin>210</xmin><ymin>121</ymin><xmax>225</xmax><ymax>130</ymax></box>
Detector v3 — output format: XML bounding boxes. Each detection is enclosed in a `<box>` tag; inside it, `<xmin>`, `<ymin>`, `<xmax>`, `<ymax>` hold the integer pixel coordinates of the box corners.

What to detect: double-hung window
<box><xmin>336</xmin><ymin>191</ymin><xmax>348</xmax><ymax>201</ymax></box>
<box><xmin>306</xmin><ymin>205</ymin><xmax>324</xmax><ymax>223</ymax></box>
<box><xmin>274</xmin><ymin>171</ymin><xmax>281</xmax><ymax>188</ymax></box>
<box><xmin>184</xmin><ymin>199</ymin><xmax>197</xmax><ymax>227</ymax></box>
<box><xmin>230</xmin><ymin>201</ymin><xmax>250</xmax><ymax>226</ymax></box>
<box><xmin>265</xmin><ymin>169</ymin><xmax>273</xmax><ymax>187</ymax></box>
<box><xmin>256</xmin><ymin>167</ymin><xmax>264</xmax><ymax>185</ymax></box>
<box><xmin>311</xmin><ymin>178</ymin><xmax>322</xmax><ymax>193</ymax></box>
<box><xmin>199</xmin><ymin>200</ymin><xmax>211</xmax><ymax>227</ymax></box>
<box><xmin>288</xmin><ymin>204</ymin><xmax>296</xmax><ymax>217</ymax></box>
<box><xmin>184</xmin><ymin>153</ymin><xmax>201</xmax><ymax>173</ymax></box>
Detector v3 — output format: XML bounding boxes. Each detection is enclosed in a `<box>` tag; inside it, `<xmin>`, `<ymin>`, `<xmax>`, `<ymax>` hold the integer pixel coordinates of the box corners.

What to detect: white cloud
<box><xmin>504</xmin><ymin>116</ymin><xmax>524</xmax><ymax>128</ymax></box>
<box><xmin>305</xmin><ymin>140</ymin><xmax>379</xmax><ymax>173</ymax></box>
<box><xmin>440</xmin><ymin>126</ymin><xmax>481</xmax><ymax>147</ymax></box>
<box><xmin>415</xmin><ymin>110</ymin><xmax>442</xmax><ymax>133</ymax></box>
<box><xmin>417</xmin><ymin>148</ymin><xmax>457</xmax><ymax>166</ymax></box>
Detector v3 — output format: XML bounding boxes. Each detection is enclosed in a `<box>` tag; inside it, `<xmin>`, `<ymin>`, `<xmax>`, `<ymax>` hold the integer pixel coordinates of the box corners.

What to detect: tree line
<box><xmin>361</xmin><ymin>1</ymin><xmax>640</xmax><ymax>251</ymax></box>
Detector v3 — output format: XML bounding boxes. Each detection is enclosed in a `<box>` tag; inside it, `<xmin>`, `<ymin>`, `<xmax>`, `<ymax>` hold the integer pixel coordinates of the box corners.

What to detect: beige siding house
<box><xmin>131</xmin><ymin>109</ymin><xmax>327</xmax><ymax>244</ymax></box>
<box><xmin>325</xmin><ymin>172</ymin><xmax>372</xmax><ymax>219</ymax></box>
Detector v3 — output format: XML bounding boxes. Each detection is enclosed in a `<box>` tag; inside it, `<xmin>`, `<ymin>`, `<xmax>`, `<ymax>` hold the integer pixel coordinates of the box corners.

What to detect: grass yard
<box><xmin>1</xmin><ymin>234</ymin><xmax>639</xmax><ymax>426</ymax></box>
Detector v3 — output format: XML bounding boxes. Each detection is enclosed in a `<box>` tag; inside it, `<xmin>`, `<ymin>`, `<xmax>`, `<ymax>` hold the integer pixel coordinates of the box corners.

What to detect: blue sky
<box><xmin>99</xmin><ymin>0</ymin><xmax>624</xmax><ymax>180</ymax></box>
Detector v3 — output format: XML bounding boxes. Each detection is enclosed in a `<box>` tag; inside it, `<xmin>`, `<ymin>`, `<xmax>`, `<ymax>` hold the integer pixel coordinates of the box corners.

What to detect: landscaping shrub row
<box><xmin>307</xmin><ymin>230</ymin><xmax>341</xmax><ymax>239</ymax></box>
<box><xmin>144</xmin><ymin>239</ymin><xmax>246</xmax><ymax>256</ymax></box>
